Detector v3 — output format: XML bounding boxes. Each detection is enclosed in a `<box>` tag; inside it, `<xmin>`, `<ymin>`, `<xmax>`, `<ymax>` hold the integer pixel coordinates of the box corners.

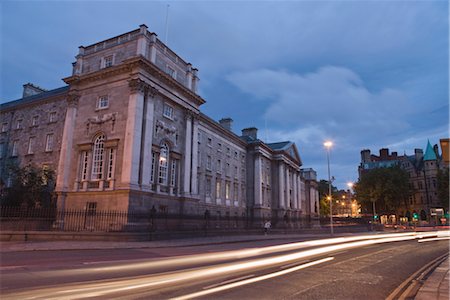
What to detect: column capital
<box><xmin>67</xmin><ymin>93</ymin><xmax>80</xmax><ymax>107</ymax></box>
<box><xmin>129</xmin><ymin>78</ymin><xmax>158</xmax><ymax>97</ymax></box>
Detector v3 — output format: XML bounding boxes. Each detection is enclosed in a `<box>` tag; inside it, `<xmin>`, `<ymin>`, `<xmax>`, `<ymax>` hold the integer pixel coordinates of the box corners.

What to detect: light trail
<box><xmin>172</xmin><ymin>257</ymin><xmax>335</xmax><ymax>300</ymax></box>
<box><xmin>4</xmin><ymin>231</ymin><xmax>446</xmax><ymax>300</ymax></box>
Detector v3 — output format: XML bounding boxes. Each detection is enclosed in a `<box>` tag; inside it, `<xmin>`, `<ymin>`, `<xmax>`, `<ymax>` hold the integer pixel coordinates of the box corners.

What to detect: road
<box><xmin>1</xmin><ymin>231</ymin><xmax>448</xmax><ymax>299</ymax></box>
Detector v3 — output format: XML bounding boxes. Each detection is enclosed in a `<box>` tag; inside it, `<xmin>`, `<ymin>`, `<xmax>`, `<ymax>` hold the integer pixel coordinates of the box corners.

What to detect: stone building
<box><xmin>358</xmin><ymin>140</ymin><xmax>445</xmax><ymax>221</ymax></box>
<box><xmin>0</xmin><ymin>25</ymin><xmax>319</xmax><ymax>229</ymax></box>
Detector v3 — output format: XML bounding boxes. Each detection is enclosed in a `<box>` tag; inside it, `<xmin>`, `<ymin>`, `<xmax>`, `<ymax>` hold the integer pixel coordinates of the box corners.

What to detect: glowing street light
<box><xmin>324</xmin><ymin>141</ymin><xmax>333</xmax><ymax>236</ymax></box>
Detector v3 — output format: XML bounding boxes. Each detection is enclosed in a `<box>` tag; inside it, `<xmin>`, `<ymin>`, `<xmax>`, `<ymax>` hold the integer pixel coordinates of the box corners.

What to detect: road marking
<box><xmin>280</xmin><ymin>260</ymin><xmax>311</xmax><ymax>269</ymax></box>
<box><xmin>417</xmin><ymin>237</ymin><xmax>450</xmax><ymax>243</ymax></box>
<box><xmin>172</xmin><ymin>257</ymin><xmax>334</xmax><ymax>300</ymax></box>
<box><xmin>202</xmin><ymin>274</ymin><xmax>255</xmax><ymax>289</ymax></box>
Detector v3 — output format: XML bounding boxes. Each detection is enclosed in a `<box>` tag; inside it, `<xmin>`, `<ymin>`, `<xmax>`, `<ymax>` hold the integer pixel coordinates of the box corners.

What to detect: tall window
<box><xmin>225</xmin><ymin>182</ymin><xmax>230</xmax><ymax>200</ymax></box>
<box><xmin>1</xmin><ymin>123</ymin><xmax>8</xmax><ymax>132</ymax></box>
<box><xmin>27</xmin><ymin>137</ymin><xmax>35</xmax><ymax>154</ymax></box>
<box><xmin>217</xmin><ymin>159</ymin><xmax>222</xmax><ymax>173</ymax></box>
<box><xmin>158</xmin><ymin>143</ymin><xmax>169</xmax><ymax>185</ymax></box>
<box><xmin>216</xmin><ymin>180</ymin><xmax>221</xmax><ymax>199</ymax></box>
<box><xmin>206</xmin><ymin>155</ymin><xmax>212</xmax><ymax>170</ymax></box>
<box><xmin>81</xmin><ymin>151</ymin><xmax>89</xmax><ymax>181</ymax></box>
<box><xmin>11</xmin><ymin>140</ymin><xmax>18</xmax><ymax>156</ymax></box>
<box><xmin>150</xmin><ymin>152</ymin><xmax>156</xmax><ymax>183</ymax></box>
<box><xmin>45</xmin><ymin>134</ymin><xmax>54</xmax><ymax>152</ymax></box>
<box><xmin>103</xmin><ymin>55</ymin><xmax>113</xmax><ymax>68</ymax></box>
<box><xmin>107</xmin><ymin>149</ymin><xmax>115</xmax><ymax>179</ymax></box>
<box><xmin>16</xmin><ymin>119</ymin><xmax>23</xmax><ymax>129</ymax></box>
<box><xmin>206</xmin><ymin>177</ymin><xmax>212</xmax><ymax>196</ymax></box>
<box><xmin>49</xmin><ymin>112</ymin><xmax>57</xmax><ymax>123</ymax></box>
<box><xmin>170</xmin><ymin>160</ymin><xmax>177</xmax><ymax>187</ymax></box>
<box><xmin>91</xmin><ymin>135</ymin><xmax>105</xmax><ymax>180</ymax></box>
<box><xmin>31</xmin><ymin>116</ymin><xmax>39</xmax><ymax>126</ymax></box>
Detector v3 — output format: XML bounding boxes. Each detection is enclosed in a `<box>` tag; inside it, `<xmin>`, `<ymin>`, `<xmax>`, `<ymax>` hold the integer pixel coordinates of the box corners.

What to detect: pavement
<box><xmin>1</xmin><ymin>232</ymin><xmax>448</xmax><ymax>299</ymax></box>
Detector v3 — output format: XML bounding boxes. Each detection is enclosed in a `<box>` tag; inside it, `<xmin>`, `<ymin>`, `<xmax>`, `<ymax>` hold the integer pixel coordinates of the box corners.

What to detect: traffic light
<box><xmin>373</xmin><ymin>215</ymin><xmax>378</xmax><ymax>220</ymax></box>
<box><xmin>413</xmin><ymin>212</ymin><xmax>419</xmax><ymax>220</ymax></box>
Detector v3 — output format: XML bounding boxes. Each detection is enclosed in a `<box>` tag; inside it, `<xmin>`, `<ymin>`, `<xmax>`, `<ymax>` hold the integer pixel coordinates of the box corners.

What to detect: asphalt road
<box><xmin>1</xmin><ymin>232</ymin><xmax>448</xmax><ymax>299</ymax></box>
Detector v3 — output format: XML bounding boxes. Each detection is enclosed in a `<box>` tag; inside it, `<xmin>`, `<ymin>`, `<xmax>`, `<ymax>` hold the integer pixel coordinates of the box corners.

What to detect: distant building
<box><xmin>358</xmin><ymin>140</ymin><xmax>447</xmax><ymax>222</ymax></box>
<box><xmin>0</xmin><ymin>25</ymin><xmax>319</xmax><ymax>229</ymax></box>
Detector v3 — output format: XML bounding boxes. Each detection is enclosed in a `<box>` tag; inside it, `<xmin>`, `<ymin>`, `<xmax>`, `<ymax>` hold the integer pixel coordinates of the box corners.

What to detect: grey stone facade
<box><xmin>0</xmin><ymin>25</ymin><xmax>319</xmax><ymax>229</ymax></box>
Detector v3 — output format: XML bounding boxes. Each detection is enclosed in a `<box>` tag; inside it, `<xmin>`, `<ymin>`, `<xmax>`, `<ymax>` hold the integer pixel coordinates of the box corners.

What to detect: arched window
<box><xmin>91</xmin><ymin>134</ymin><xmax>105</xmax><ymax>180</ymax></box>
<box><xmin>158</xmin><ymin>143</ymin><xmax>169</xmax><ymax>185</ymax></box>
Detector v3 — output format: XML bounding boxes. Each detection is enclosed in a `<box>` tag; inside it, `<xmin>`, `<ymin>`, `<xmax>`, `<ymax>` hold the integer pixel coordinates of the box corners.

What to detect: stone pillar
<box><xmin>149</xmin><ymin>33</ymin><xmax>157</xmax><ymax>63</ymax></box>
<box><xmin>140</xmin><ymin>86</ymin><xmax>157</xmax><ymax>188</ymax></box>
<box><xmin>122</xmin><ymin>79</ymin><xmax>146</xmax><ymax>188</ymax></box>
<box><xmin>254</xmin><ymin>155</ymin><xmax>262</xmax><ymax>206</ymax></box>
<box><xmin>183</xmin><ymin>112</ymin><xmax>193</xmax><ymax>195</ymax></box>
<box><xmin>186</xmin><ymin>63</ymin><xmax>193</xmax><ymax>90</ymax></box>
<box><xmin>137</xmin><ymin>24</ymin><xmax>148</xmax><ymax>56</ymax></box>
<box><xmin>285</xmin><ymin>167</ymin><xmax>291</xmax><ymax>209</ymax></box>
<box><xmin>190</xmin><ymin>116</ymin><xmax>199</xmax><ymax>195</ymax></box>
<box><xmin>278</xmin><ymin>163</ymin><xmax>285</xmax><ymax>208</ymax></box>
<box><xmin>56</xmin><ymin>93</ymin><xmax>79</xmax><ymax>210</ymax></box>
<box><xmin>293</xmin><ymin>172</ymin><xmax>298</xmax><ymax>210</ymax></box>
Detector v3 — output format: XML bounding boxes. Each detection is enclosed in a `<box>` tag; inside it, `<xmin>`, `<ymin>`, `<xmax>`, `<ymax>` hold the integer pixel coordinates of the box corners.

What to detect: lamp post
<box><xmin>324</xmin><ymin>141</ymin><xmax>333</xmax><ymax>235</ymax></box>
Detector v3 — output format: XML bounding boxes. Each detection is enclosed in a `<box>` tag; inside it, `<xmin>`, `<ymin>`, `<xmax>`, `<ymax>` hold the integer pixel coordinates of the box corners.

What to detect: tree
<box><xmin>437</xmin><ymin>168</ymin><xmax>449</xmax><ymax>211</ymax></box>
<box><xmin>355</xmin><ymin>166</ymin><xmax>410</xmax><ymax>216</ymax></box>
<box><xmin>0</xmin><ymin>164</ymin><xmax>56</xmax><ymax>208</ymax></box>
<box><xmin>318</xmin><ymin>179</ymin><xmax>339</xmax><ymax>216</ymax></box>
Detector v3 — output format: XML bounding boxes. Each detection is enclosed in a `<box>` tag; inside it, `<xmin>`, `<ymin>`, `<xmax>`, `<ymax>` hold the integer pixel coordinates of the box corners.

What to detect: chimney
<box><xmin>415</xmin><ymin>148</ymin><xmax>423</xmax><ymax>161</ymax></box>
<box><xmin>361</xmin><ymin>150</ymin><xmax>371</xmax><ymax>163</ymax></box>
<box><xmin>23</xmin><ymin>83</ymin><xmax>47</xmax><ymax>98</ymax></box>
<box><xmin>242</xmin><ymin>127</ymin><xmax>258</xmax><ymax>140</ymax></box>
<box><xmin>392</xmin><ymin>152</ymin><xmax>398</xmax><ymax>159</ymax></box>
<box><xmin>433</xmin><ymin>144</ymin><xmax>439</xmax><ymax>158</ymax></box>
<box><xmin>219</xmin><ymin>118</ymin><xmax>233</xmax><ymax>131</ymax></box>
<box><xmin>380</xmin><ymin>148</ymin><xmax>389</xmax><ymax>160</ymax></box>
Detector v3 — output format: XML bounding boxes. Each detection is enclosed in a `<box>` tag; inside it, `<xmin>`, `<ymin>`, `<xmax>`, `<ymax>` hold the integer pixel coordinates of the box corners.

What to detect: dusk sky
<box><xmin>1</xmin><ymin>1</ymin><xmax>448</xmax><ymax>188</ymax></box>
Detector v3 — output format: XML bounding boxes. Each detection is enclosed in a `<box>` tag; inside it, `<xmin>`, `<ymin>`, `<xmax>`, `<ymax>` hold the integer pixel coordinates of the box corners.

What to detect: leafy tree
<box><xmin>0</xmin><ymin>164</ymin><xmax>56</xmax><ymax>208</ymax></box>
<box><xmin>355</xmin><ymin>166</ymin><xmax>410</xmax><ymax>216</ymax></box>
<box><xmin>318</xmin><ymin>179</ymin><xmax>339</xmax><ymax>216</ymax></box>
<box><xmin>437</xmin><ymin>168</ymin><xmax>449</xmax><ymax>210</ymax></box>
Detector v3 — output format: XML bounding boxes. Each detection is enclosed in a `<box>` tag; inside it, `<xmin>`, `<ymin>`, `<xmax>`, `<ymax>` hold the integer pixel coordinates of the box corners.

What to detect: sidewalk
<box><xmin>0</xmin><ymin>232</ymin><xmax>331</xmax><ymax>253</ymax></box>
<box><xmin>415</xmin><ymin>256</ymin><xmax>449</xmax><ymax>300</ymax></box>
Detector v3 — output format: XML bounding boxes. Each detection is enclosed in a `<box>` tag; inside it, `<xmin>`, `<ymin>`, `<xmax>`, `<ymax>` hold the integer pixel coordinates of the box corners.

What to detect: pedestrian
<box><xmin>264</xmin><ymin>220</ymin><xmax>271</xmax><ymax>235</ymax></box>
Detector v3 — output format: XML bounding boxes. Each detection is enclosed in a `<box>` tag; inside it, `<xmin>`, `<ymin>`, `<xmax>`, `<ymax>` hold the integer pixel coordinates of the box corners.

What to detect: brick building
<box><xmin>0</xmin><ymin>25</ymin><xmax>319</xmax><ymax>229</ymax></box>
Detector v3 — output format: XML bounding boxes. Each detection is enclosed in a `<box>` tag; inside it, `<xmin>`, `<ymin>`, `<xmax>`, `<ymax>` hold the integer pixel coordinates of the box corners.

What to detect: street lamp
<box><xmin>324</xmin><ymin>141</ymin><xmax>333</xmax><ymax>235</ymax></box>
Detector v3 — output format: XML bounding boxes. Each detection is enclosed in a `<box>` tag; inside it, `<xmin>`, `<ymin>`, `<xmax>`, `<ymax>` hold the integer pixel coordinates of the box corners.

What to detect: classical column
<box><xmin>122</xmin><ymin>79</ymin><xmax>146</xmax><ymax>188</ymax></box>
<box><xmin>297</xmin><ymin>174</ymin><xmax>302</xmax><ymax>210</ymax></box>
<box><xmin>190</xmin><ymin>116</ymin><xmax>199</xmax><ymax>195</ymax></box>
<box><xmin>183</xmin><ymin>112</ymin><xmax>193</xmax><ymax>195</ymax></box>
<box><xmin>293</xmin><ymin>172</ymin><xmax>298</xmax><ymax>210</ymax></box>
<box><xmin>140</xmin><ymin>86</ymin><xmax>157</xmax><ymax>188</ymax></box>
<box><xmin>254</xmin><ymin>155</ymin><xmax>262</xmax><ymax>206</ymax></box>
<box><xmin>278</xmin><ymin>163</ymin><xmax>285</xmax><ymax>208</ymax></box>
<box><xmin>56</xmin><ymin>93</ymin><xmax>79</xmax><ymax>210</ymax></box>
<box><xmin>285</xmin><ymin>167</ymin><xmax>291</xmax><ymax>209</ymax></box>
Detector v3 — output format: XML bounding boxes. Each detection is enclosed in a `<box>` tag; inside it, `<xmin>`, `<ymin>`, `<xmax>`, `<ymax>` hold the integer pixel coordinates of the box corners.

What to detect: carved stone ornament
<box><xmin>85</xmin><ymin>113</ymin><xmax>117</xmax><ymax>135</ymax></box>
<box><xmin>67</xmin><ymin>93</ymin><xmax>80</xmax><ymax>107</ymax></box>
<box><xmin>129</xmin><ymin>78</ymin><xmax>158</xmax><ymax>97</ymax></box>
<box><xmin>155</xmin><ymin>120</ymin><xmax>177</xmax><ymax>135</ymax></box>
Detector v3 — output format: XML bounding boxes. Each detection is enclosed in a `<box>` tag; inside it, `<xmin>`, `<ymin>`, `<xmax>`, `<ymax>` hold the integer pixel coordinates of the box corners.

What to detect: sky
<box><xmin>1</xmin><ymin>1</ymin><xmax>448</xmax><ymax>189</ymax></box>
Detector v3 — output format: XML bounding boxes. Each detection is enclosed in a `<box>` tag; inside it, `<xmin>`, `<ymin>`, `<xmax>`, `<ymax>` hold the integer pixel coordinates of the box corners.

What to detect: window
<box><xmin>31</xmin><ymin>116</ymin><xmax>39</xmax><ymax>127</ymax></box>
<box><xmin>11</xmin><ymin>140</ymin><xmax>18</xmax><ymax>156</ymax></box>
<box><xmin>234</xmin><ymin>151</ymin><xmax>238</xmax><ymax>159</ymax></box>
<box><xmin>107</xmin><ymin>148</ymin><xmax>115</xmax><ymax>179</ymax></box>
<box><xmin>16</xmin><ymin>119</ymin><xmax>23</xmax><ymax>130</ymax></box>
<box><xmin>225</xmin><ymin>163</ymin><xmax>230</xmax><ymax>176</ymax></box>
<box><xmin>163</xmin><ymin>104</ymin><xmax>174</xmax><ymax>119</ymax></box>
<box><xmin>158</xmin><ymin>143</ymin><xmax>169</xmax><ymax>185</ymax></box>
<box><xmin>49</xmin><ymin>112</ymin><xmax>57</xmax><ymax>123</ymax></box>
<box><xmin>217</xmin><ymin>143</ymin><xmax>222</xmax><ymax>152</ymax></box>
<box><xmin>166</xmin><ymin>66</ymin><xmax>176</xmax><ymax>79</ymax></box>
<box><xmin>45</xmin><ymin>134</ymin><xmax>54</xmax><ymax>152</ymax></box>
<box><xmin>234</xmin><ymin>184</ymin><xmax>238</xmax><ymax>200</ymax></box>
<box><xmin>27</xmin><ymin>137</ymin><xmax>35</xmax><ymax>154</ymax></box>
<box><xmin>150</xmin><ymin>152</ymin><xmax>156</xmax><ymax>183</ymax></box>
<box><xmin>226</xmin><ymin>147</ymin><xmax>231</xmax><ymax>156</ymax></box>
<box><xmin>0</xmin><ymin>143</ymin><xmax>4</xmax><ymax>158</ymax></box>
<box><xmin>1</xmin><ymin>123</ymin><xmax>7</xmax><ymax>132</ymax></box>
<box><xmin>207</xmin><ymin>138</ymin><xmax>212</xmax><ymax>147</ymax></box>
<box><xmin>103</xmin><ymin>55</ymin><xmax>114</xmax><ymax>68</ymax></box>
<box><xmin>170</xmin><ymin>160</ymin><xmax>177</xmax><ymax>187</ymax></box>
<box><xmin>216</xmin><ymin>180</ymin><xmax>221</xmax><ymax>199</ymax></box>
<box><xmin>206</xmin><ymin>155</ymin><xmax>212</xmax><ymax>170</ymax></box>
<box><xmin>81</xmin><ymin>151</ymin><xmax>89</xmax><ymax>181</ymax></box>
<box><xmin>91</xmin><ymin>135</ymin><xmax>105</xmax><ymax>180</ymax></box>
<box><xmin>234</xmin><ymin>166</ymin><xmax>238</xmax><ymax>178</ymax></box>
<box><xmin>206</xmin><ymin>177</ymin><xmax>212</xmax><ymax>196</ymax></box>
<box><xmin>97</xmin><ymin>95</ymin><xmax>109</xmax><ymax>109</ymax></box>
<box><xmin>217</xmin><ymin>159</ymin><xmax>222</xmax><ymax>173</ymax></box>
<box><xmin>225</xmin><ymin>182</ymin><xmax>230</xmax><ymax>200</ymax></box>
